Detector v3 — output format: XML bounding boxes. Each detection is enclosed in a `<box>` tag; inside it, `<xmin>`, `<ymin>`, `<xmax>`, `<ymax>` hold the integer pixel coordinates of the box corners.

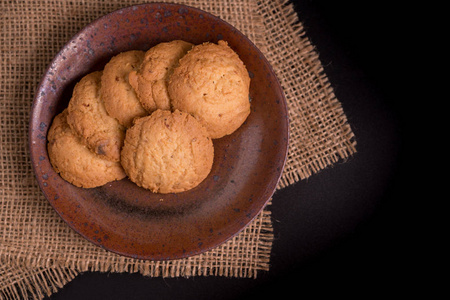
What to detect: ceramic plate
<box><xmin>29</xmin><ymin>2</ymin><xmax>289</xmax><ymax>260</ymax></box>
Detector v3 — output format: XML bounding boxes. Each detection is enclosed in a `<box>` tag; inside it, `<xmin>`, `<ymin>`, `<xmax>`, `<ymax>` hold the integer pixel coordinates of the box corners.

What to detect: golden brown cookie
<box><xmin>67</xmin><ymin>71</ymin><xmax>126</xmax><ymax>162</ymax></box>
<box><xmin>129</xmin><ymin>40</ymin><xmax>194</xmax><ymax>112</ymax></box>
<box><xmin>48</xmin><ymin>109</ymin><xmax>126</xmax><ymax>188</ymax></box>
<box><xmin>168</xmin><ymin>40</ymin><xmax>251</xmax><ymax>139</ymax></box>
<box><xmin>121</xmin><ymin>109</ymin><xmax>214</xmax><ymax>194</ymax></box>
<box><xmin>101</xmin><ymin>50</ymin><xmax>147</xmax><ymax>128</ymax></box>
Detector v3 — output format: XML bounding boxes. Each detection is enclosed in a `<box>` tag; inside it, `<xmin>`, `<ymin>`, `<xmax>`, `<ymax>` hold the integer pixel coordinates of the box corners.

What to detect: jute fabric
<box><xmin>0</xmin><ymin>0</ymin><xmax>356</xmax><ymax>298</ymax></box>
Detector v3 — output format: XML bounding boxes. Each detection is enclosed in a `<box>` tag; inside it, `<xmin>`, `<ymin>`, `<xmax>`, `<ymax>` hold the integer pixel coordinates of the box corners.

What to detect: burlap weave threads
<box><xmin>0</xmin><ymin>0</ymin><xmax>356</xmax><ymax>299</ymax></box>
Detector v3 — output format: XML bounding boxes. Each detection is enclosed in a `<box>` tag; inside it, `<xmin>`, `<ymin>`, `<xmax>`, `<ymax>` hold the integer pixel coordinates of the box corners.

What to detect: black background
<box><xmin>45</xmin><ymin>0</ymin><xmax>407</xmax><ymax>298</ymax></box>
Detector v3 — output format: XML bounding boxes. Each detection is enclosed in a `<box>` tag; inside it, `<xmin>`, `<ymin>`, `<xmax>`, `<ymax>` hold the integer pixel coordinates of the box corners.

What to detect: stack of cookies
<box><xmin>47</xmin><ymin>40</ymin><xmax>251</xmax><ymax>193</ymax></box>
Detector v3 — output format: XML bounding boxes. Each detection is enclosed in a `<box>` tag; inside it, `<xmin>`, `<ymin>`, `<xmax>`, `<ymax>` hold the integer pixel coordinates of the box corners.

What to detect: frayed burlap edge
<box><xmin>259</xmin><ymin>0</ymin><xmax>357</xmax><ymax>189</ymax></box>
<box><xmin>0</xmin><ymin>263</ymin><xmax>78</xmax><ymax>300</ymax></box>
<box><xmin>1</xmin><ymin>206</ymin><xmax>273</xmax><ymax>299</ymax></box>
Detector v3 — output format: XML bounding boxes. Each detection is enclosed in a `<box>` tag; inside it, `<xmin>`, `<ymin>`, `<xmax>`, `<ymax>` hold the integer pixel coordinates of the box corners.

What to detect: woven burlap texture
<box><xmin>0</xmin><ymin>0</ymin><xmax>356</xmax><ymax>299</ymax></box>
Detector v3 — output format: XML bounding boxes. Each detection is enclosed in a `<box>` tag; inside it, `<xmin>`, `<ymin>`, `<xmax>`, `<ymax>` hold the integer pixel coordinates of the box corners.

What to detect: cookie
<box><xmin>121</xmin><ymin>109</ymin><xmax>214</xmax><ymax>194</ymax></box>
<box><xmin>47</xmin><ymin>109</ymin><xmax>126</xmax><ymax>188</ymax></box>
<box><xmin>168</xmin><ymin>40</ymin><xmax>251</xmax><ymax>139</ymax></box>
<box><xmin>67</xmin><ymin>71</ymin><xmax>126</xmax><ymax>162</ymax></box>
<box><xmin>101</xmin><ymin>50</ymin><xmax>148</xmax><ymax>128</ymax></box>
<box><xmin>129</xmin><ymin>40</ymin><xmax>193</xmax><ymax>112</ymax></box>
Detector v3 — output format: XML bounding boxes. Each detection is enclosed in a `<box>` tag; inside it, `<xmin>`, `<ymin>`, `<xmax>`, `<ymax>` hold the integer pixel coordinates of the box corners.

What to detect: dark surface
<box><xmin>46</xmin><ymin>0</ymin><xmax>407</xmax><ymax>298</ymax></box>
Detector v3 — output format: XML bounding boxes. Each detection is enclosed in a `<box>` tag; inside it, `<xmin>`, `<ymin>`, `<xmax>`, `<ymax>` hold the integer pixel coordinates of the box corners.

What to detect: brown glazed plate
<box><xmin>29</xmin><ymin>2</ymin><xmax>289</xmax><ymax>260</ymax></box>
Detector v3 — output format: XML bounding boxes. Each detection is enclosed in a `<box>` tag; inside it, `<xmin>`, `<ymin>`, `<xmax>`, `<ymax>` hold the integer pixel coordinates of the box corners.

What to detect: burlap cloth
<box><xmin>0</xmin><ymin>0</ymin><xmax>356</xmax><ymax>298</ymax></box>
